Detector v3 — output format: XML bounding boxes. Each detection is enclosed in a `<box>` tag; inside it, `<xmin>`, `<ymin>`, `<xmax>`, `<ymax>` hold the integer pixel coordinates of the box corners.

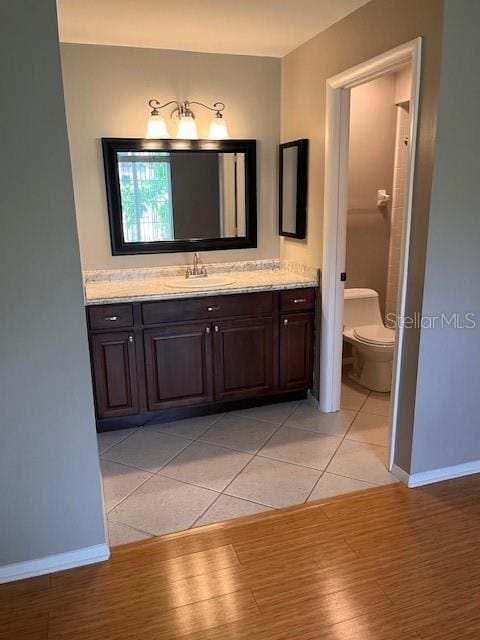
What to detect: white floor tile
<box><xmin>195</xmin><ymin>495</ymin><xmax>273</xmax><ymax>527</ymax></box>
<box><xmin>101</xmin><ymin>429</ymin><xmax>191</xmax><ymax>472</ymax></box>
<box><xmin>340</xmin><ymin>380</ymin><xmax>369</xmax><ymax>411</ymax></box>
<box><xmin>327</xmin><ymin>439</ymin><xmax>398</xmax><ymax>485</ymax></box>
<box><xmin>229</xmin><ymin>401</ymin><xmax>300</xmax><ymax>424</ymax></box>
<box><xmin>226</xmin><ymin>457</ymin><xmax>320</xmax><ymax>508</ymax></box>
<box><xmin>109</xmin><ymin>475</ymin><xmax>219</xmax><ymax>536</ymax></box>
<box><xmin>258</xmin><ymin>427</ymin><xmax>341</xmax><ymax>470</ymax></box>
<box><xmin>159</xmin><ymin>441</ymin><xmax>252</xmax><ymax>492</ymax></box>
<box><xmin>100</xmin><ymin>459</ymin><xmax>152</xmax><ymax>512</ymax></box>
<box><xmin>107</xmin><ymin>520</ymin><xmax>153</xmax><ymax>547</ymax></box>
<box><xmin>199</xmin><ymin>414</ymin><xmax>279</xmax><ymax>453</ymax></box>
<box><xmin>362</xmin><ymin>392</ymin><xmax>391</xmax><ymax>417</ymax></box>
<box><xmin>346</xmin><ymin>411</ymin><xmax>390</xmax><ymax>447</ymax></box>
<box><xmin>144</xmin><ymin>414</ymin><xmax>224</xmax><ymax>440</ymax></box>
<box><xmin>286</xmin><ymin>402</ymin><xmax>357</xmax><ymax>436</ymax></box>
<box><xmin>308</xmin><ymin>472</ymin><xmax>377</xmax><ymax>502</ymax></box>
<box><xmin>97</xmin><ymin>428</ymin><xmax>138</xmax><ymax>454</ymax></box>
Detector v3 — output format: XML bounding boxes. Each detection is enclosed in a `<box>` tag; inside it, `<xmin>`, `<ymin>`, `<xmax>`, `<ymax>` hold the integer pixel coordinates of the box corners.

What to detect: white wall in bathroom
<box><xmin>60</xmin><ymin>43</ymin><xmax>281</xmax><ymax>270</ymax></box>
<box><xmin>345</xmin><ymin>74</ymin><xmax>397</xmax><ymax>316</ymax></box>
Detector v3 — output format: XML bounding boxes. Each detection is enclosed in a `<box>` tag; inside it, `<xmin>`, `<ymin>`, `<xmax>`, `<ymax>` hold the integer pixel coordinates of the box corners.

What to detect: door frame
<box><xmin>319</xmin><ymin>38</ymin><xmax>422</xmax><ymax>470</ymax></box>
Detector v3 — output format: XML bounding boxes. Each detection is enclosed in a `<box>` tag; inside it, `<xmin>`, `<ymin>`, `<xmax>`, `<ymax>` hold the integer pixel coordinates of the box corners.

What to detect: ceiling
<box><xmin>57</xmin><ymin>0</ymin><xmax>369</xmax><ymax>57</ymax></box>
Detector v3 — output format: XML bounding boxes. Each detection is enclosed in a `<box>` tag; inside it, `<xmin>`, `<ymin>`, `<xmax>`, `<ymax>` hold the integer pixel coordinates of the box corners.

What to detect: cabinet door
<box><xmin>280</xmin><ymin>313</ymin><xmax>314</xmax><ymax>391</ymax></box>
<box><xmin>144</xmin><ymin>323</ymin><xmax>213</xmax><ymax>410</ymax></box>
<box><xmin>90</xmin><ymin>331</ymin><xmax>139</xmax><ymax>419</ymax></box>
<box><xmin>213</xmin><ymin>317</ymin><xmax>274</xmax><ymax>401</ymax></box>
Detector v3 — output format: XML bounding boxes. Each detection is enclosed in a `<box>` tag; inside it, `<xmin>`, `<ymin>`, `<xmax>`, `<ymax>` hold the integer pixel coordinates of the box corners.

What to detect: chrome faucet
<box><xmin>186</xmin><ymin>252</ymin><xmax>208</xmax><ymax>279</ymax></box>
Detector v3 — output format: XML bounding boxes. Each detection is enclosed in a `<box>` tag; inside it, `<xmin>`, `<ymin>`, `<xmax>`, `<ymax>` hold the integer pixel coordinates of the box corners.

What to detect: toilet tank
<box><xmin>343</xmin><ymin>288</ymin><xmax>382</xmax><ymax>330</ymax></box>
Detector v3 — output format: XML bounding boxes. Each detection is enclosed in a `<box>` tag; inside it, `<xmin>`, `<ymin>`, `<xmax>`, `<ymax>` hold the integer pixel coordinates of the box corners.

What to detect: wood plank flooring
<box><xmin>2</xmin><ymin>475</ymin><xmax>480</xmax><ymax>639</ymax></box>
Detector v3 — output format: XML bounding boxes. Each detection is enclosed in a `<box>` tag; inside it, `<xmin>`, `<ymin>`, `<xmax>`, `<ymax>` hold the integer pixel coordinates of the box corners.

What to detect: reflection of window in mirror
<box><xmin>118</xmin><ymin>152</ymin><xmax>174</xmax><ymax>243</ymax></box>
<box><xmin>103</xmin><ymin>139</ymin><xmax>257</xmax><ymax>254</ymax></box>
<box><xmin>279</xmin><ymin>139</ymin><xmax>308</xmax><ymax>239</ymax></box>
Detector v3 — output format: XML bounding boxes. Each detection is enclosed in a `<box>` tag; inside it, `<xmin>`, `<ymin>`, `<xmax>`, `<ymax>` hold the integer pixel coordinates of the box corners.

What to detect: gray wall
<box><xmin>0</xmin><ymin>1</ymin><xmax>106</xmax><ymax>567</ymax></box>
<box><xmin>280</xmin><ymin>0</ymin><xmax>444</xmax><ymax>471</ymax></box>
<box><xmin>410</xmin><ymin>0</ymin><xmax>480</xmax><ymax>474</ymax></box>
<box><xmin>60</xmin><ymin>43</ymin><xmax>280</xmax><ymax>270</ymax></box>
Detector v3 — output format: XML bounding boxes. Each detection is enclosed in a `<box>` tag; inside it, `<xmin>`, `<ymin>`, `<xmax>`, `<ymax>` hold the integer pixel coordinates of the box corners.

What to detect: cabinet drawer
<box><xmin>142</xmin><ymin>292</ymin><xmax>274</xmax><ymax>325</ymax></box>
<box><xmin>280</xmin><ymin>288</ymin><xmax>315</xmax><ymax>312</ymax></box>
<box><xmin>88</xmin><ymin>304</ymin><xmax>134</xmax><ymax>330</ymax></box>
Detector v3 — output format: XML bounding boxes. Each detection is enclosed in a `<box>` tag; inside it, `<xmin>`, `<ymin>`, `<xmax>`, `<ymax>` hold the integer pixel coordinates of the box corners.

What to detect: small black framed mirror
<box><xmin>102</xmin><ymin>138</ymin><xmax>257</xmax><ymax>255</ymax></box>
<box><xmin>279</xmin><ymin>139</ymin><xmax>308</xmax><ymax>239</ymax></box>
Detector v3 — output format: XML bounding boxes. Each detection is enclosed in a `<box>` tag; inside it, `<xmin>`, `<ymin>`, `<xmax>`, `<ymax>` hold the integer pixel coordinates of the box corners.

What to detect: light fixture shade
<box><xmin>208</xmin><ymin>114</ymin><xmax>229</xmax><ymax>140</ymax></box>
<box><xmin>176</xmin><ymin>114</ymin><xmax>199</xmax><ymax>139</ymax></box>
<box><xmin>145</xmin><ymin>113</ymin><xmax>169</xmax><ymax>138</ymax></box>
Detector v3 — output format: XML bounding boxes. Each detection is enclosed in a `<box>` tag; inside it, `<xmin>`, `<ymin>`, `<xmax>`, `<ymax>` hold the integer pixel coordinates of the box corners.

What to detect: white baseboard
<box><xmin>0</xmin><ymin>543</ymin><xmax>110</xmax><ymax>584</ymax></box>
<box><xmin>392</xmin><ymin>459</ymin><xmax>480</xmax><ymax>488</ymax></box>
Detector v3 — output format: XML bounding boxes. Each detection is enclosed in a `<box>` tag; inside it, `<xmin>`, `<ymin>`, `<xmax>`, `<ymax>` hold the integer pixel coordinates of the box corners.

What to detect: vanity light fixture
<box><xmin>146</xmin><ymin>99</ymin><xmax>229</xmax><ymax>140</ymax></box>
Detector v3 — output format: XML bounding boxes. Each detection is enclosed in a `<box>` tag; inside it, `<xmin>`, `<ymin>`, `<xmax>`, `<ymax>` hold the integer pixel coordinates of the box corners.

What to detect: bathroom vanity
<box><xmin>85</xmin><ymin>274</ymin><xmax>317</xmax><ymax>431</ymax></box>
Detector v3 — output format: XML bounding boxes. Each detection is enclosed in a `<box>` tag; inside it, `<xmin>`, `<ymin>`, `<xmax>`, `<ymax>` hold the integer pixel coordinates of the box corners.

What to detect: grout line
<box><xmin>318</xmin><ymin>470</ymin><xmax>382</xmax><ymax>486</ymax></box>
<box><xmin>106</xmin><ymin>471</ymin><xmax>159</xmax><ymax>515</ymax></box>
<box><xmin>304</xmin><ymin>383</ymin><xmax>369</xmax><ymax>503</ymax></box>
<box><xmin>100</xmin><ymin>456</ymin><xmax>158</xmax><ymax>475</ymax></box>
<box><xmin>255</xmin><ymin>452</ymin><xmax>333</xmax><ymax>473</ymax></box>
<box><xmin>188</xmin><ymin>492</ymin><xmax>225</xmax><ymax>529</ymax></box>
<box><xmin>97</xmin><ymin>426</ymin><xmax>142</xmax><ymax>455</ymax></box>
<box><xmin>108</xmin><ymin>520</ymin><xmax>156</xmax><ymax>544</ymax></box>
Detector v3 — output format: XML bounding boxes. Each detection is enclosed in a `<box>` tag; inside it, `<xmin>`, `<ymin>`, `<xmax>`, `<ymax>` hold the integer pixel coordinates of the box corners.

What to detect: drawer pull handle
<box><xmin>104</xmin><ymin>315</ymin><xmax>118</xmax><ymax>321</ymax></box>
<box><xmin>207</xmin><ymin>305</ymin><xmax>220</xmax><ymax>312</ymax></box>
<box><xmin>128</xmin><ymin>335</ymin><xmax>134</xmax><ymax>343</ymax></box>
<box><xmin>293</xmin><ymin>298</ymin><xmax>306</xmax><ymax>304</ymax></box>
<box><xmin>283</xmin><ymin>318</ymin><xmax>289</xmax><ymax>326</ymax></box>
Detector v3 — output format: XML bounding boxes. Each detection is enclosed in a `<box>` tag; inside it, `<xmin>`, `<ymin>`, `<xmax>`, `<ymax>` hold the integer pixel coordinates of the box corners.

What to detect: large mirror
<box><xmin>102</xmin><ymin>138</ymin><xmax>257</xmax><ymax>254</ymax></box>
<box><xmin>279</xmin><ymin>139</ymin><xmax>308</xmax><ymax>239</ymax></box>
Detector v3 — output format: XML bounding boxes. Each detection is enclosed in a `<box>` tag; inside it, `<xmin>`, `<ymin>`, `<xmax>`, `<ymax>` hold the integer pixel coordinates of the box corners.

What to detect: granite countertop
<box><xmin>84</xmin><ymin>261</ymin><xmax>318</xmax><ymax>306</ymax></box>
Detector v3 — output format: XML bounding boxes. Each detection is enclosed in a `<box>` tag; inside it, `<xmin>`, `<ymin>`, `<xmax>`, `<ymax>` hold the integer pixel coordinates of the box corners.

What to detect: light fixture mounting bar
<box><xmin>148</xmin><ymin>99</ymin><xmax>226</xmax><ymax>119</ymax></box>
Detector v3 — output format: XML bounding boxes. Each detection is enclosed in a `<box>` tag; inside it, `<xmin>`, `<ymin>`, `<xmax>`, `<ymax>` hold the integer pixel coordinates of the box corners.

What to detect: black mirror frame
<box><xmin>278</xmin><ymin>138</ymin><xmax>308</xmax><ymax>239</ymax></box>
<box><xmin>102</xmin><ymin>138</ymin><xmax>257</xmax><ymax>255</ymax></box>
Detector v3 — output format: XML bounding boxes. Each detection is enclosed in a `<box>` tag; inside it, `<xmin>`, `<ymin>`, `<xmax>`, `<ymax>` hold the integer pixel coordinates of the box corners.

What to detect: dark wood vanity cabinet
<box><xmin>87</xmin><ymin>288</ymin><xmax>316</xmax><ymax>429</ymax></box>
<box><xmin>144</xmin><ymin>322</ymin><xmax>213</xmax><ymax>410</ymax></box>
<box><xmin>90</xmin><ymin>331</ymin><xmax>139</xmax><ymax>419</ymax></box>
<box><xmin>280</xmin><ymin>313</ymin><xmax>314</xmax><ymax>391</ymax></box>
<box><xmin>212</xmin><ymin>316</ymin><xmax>274</xmax><ymax>401</ymax></box>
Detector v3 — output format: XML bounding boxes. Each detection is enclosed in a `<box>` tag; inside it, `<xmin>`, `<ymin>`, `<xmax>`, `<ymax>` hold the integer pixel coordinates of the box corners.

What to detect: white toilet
<box><xmin>343</xmin><ymin>288</ymin><xmax>395</xmax><ymax>393</ymax></box>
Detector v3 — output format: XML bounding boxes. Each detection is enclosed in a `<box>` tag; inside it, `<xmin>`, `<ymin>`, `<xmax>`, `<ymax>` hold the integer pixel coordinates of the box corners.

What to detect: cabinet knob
<box><xmin>283</xmin><ymin>318</ymin><xmax>289</xmax><ymax>326</ymax></box>
<box><xmin>205</xmin><ymin>327</ymin><xmax>211</xmax><ymax>334</ymax></box>
<box><xmin>207</xmin><ymin>305</ymin><xmax>220</xmax><ymax>312</ymax></box>
<box><xmin>128</xmin><ymin>335</ymin><xmax>134</xmax><ymax>343</ymax></box>
<box><xmin>214</xmin><ymin>325</ymin><xmax>219</xmax><ymax>332</ymax></box>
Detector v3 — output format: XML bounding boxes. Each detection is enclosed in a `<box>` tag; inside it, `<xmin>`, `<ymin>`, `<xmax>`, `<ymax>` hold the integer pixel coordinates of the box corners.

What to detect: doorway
<box><xmin>319</xmin><ymin>39</ymin><xmax>422</xmax><ymax>471</ymax></box>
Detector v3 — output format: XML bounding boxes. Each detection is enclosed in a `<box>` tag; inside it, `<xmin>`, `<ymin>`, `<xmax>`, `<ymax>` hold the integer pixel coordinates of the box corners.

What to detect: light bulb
<box><xmin>208</xmin><ymin>114</ymin><xmax>229</xmax><ymax>140</ymax></box>
<box><xmin>145</xmin><ymin>113</ymin><xmax>169</xmax><ymax>138</ymax></box>
<box><xmin>176</xmin><ymin>114</ymin><xmax>199</xmax><ymax>139</ymax></box>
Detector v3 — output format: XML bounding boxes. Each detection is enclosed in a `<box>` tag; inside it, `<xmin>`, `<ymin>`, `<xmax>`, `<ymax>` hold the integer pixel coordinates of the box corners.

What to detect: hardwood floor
<box><xmin>2</xmin><ymin>475</ymin><xmax>480</xmax><ymax>639</ymax></box>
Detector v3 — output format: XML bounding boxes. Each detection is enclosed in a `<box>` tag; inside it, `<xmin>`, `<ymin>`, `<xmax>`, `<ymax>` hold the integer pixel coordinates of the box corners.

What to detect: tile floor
<box><xmin>98</xmin><ymin>379</ymin><xmax>397</xmax><ymax>546</ymax></box>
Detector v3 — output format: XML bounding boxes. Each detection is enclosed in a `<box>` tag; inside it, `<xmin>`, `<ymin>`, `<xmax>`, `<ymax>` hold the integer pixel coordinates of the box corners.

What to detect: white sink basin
<box><xmin>165</xmin><ymin>275</ymin><xmax>236</xmax><ymax>290</ymax></box>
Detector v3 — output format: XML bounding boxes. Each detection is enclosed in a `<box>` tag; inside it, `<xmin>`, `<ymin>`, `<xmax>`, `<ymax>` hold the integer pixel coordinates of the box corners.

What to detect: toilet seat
<box><xmin>353</xmin><ymin>324</ymin><xmax>395</xmax><ymax>346</ymax></box>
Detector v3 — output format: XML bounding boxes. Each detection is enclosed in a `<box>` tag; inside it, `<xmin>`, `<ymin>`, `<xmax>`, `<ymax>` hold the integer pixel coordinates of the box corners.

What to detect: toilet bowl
<box><xmin>343</xmin><ymin>288</ymin><xmax>395</xmax><ymax>392</ymax></box>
